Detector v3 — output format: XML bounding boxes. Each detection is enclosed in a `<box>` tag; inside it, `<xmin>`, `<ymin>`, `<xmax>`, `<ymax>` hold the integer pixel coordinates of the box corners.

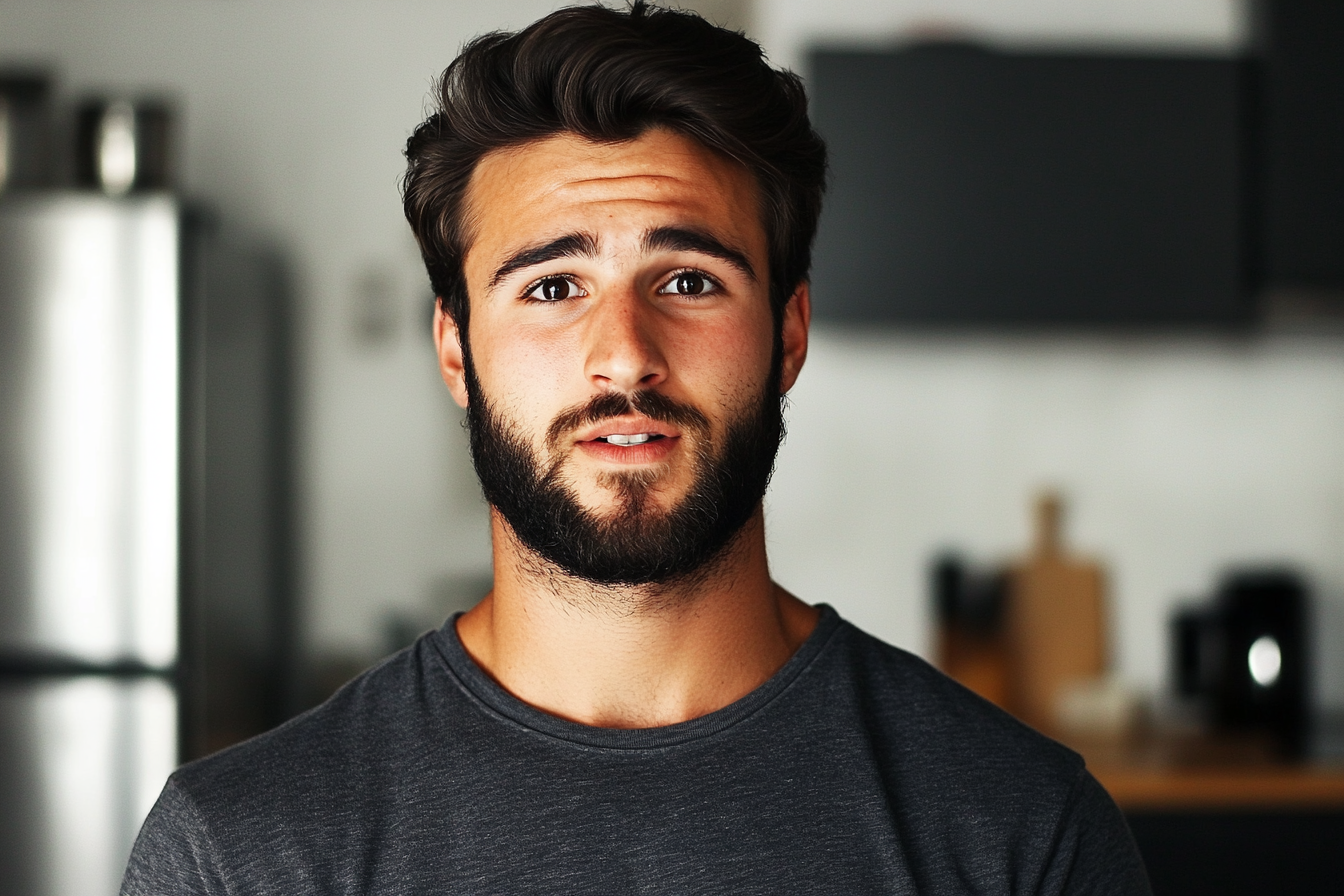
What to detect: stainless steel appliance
<box><xmin>0</xmin><ymin>193</ymin><xmax>181</xmax><ymax>896</ymax></box>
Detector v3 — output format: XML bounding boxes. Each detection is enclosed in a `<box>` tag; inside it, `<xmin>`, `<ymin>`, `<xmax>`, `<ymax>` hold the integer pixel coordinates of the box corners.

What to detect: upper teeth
<box><xmin>605</xmin><ymin>433</ymin><xmax>652</xmax><ymax>446</ymax></box>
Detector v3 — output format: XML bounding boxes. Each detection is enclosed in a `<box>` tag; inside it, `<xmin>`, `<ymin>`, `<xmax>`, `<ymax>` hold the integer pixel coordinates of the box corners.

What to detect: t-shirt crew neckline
<box><xmin>430</xmin><ymin>603</ymin><xmax>842</xmax><ymax>751</ymax></box>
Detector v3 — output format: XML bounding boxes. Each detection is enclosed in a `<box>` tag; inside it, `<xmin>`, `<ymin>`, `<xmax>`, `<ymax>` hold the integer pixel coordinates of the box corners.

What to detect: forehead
<box><xmin>461</xmin><ymin>129</ymin><xmax>765</xmax><ymax>272</ymax></box>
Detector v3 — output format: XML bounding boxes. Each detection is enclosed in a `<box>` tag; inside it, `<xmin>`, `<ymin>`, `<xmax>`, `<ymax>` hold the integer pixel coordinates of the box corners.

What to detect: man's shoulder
<box><xmin>124</xmin><ymin>635</ymin><xmax>464</xmax><ymax>893</ymax></box>
<box><xmin>802</xmin><ymin>618</ymin><xmax>1149</xmax><ymax>893</ymax></box>
<box><xmin>170</xmin><ymin>633</ymin><xmax>449</xmax><ymax>812</ymax></box>
<box><xmin>824</xmin><ymin>616</ymin><xmax>1086</xmax><ymax>789</ymax></box>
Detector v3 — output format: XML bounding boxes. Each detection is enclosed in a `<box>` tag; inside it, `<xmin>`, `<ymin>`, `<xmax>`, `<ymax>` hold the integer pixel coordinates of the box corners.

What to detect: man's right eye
<box><xmin>524</xmin><ymin>276</ymin><xmax>585</xmax><ymax>302</ymax></box>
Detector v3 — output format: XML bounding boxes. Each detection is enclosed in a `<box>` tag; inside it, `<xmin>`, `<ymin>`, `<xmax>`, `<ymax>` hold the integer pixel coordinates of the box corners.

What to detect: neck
<box><xmin>455</xmin><ymin>507</ymin><xmax>819</xmax><ymax>728</ymax></box>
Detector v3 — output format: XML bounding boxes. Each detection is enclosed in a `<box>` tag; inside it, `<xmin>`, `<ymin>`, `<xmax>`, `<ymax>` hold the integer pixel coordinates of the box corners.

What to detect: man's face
<box><xmin>435</xmin><ymin>128</ymin><xmax>808</xmax><ymax>585</ymax></box>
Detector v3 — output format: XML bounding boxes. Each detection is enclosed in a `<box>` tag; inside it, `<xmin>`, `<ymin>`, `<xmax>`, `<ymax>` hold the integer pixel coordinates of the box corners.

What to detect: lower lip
<box><xmin>577</xmin><ymin>436</ymin><xmax>679</xmax><ymax>464</ymax></box>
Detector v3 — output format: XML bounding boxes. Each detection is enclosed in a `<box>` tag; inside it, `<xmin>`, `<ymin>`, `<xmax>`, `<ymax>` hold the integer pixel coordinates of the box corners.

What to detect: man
<box><xmin>124</xmin><ymin>4</ymin><xmax>1151</xmax><ymax>893</ymax></box>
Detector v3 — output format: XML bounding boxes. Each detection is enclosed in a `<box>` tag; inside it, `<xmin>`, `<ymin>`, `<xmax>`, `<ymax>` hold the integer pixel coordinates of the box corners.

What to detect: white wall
<box><xmin>769</xmin><ymin>331</ymin><xmax>1344</xmax><ymax>706</ymax></box>
<box><xmin>6</xmin><ymin>0</ymin><xmax>1342</xmax><ymax>708</ymax></box>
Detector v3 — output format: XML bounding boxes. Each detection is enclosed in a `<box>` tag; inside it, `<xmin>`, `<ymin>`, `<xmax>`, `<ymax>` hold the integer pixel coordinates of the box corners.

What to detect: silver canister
<box><xmin>75</xmin><ymin>98</ymin><xmax>174</xmax><ymax>195</ymax></box>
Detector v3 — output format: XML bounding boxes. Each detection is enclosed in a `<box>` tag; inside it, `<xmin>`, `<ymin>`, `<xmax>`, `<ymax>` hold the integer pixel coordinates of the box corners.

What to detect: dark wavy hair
<box><xmin>402</xmin><ymin>1</ymin><xmax>827</xmax><ymax>337</ymax></box>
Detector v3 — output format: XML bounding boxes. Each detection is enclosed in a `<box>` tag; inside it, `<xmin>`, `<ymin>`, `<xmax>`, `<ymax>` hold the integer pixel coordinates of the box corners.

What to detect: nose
<box><xmin>583</xmin><ymin>287</ymin><xmax>668</xmax><ymax>392</ymax></box>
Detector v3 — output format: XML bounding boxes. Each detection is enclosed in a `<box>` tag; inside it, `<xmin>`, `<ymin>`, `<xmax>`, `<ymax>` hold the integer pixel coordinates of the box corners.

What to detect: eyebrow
<box><xmin>488</xmin><ymin>232</ymin><xmax>600</xmax><ymax>292</ymax></box>
<box><xmin>485</xmin><ymin>225</ymin><xmax>757</xmax><ymax>293</ymax></box>
<box><xmin>642</xmin><ymin>226</ymin><xmax>757</xmax><ymax>282</ymax></box>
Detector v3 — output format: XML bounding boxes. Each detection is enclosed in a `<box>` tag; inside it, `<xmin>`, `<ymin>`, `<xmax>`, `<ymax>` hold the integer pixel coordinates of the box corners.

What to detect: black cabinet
<box><xmin>809</xmin><ymin>45</ymin><xmax>1252</xmax><ymax>326</ymax></box>
<box><xmin>809</xmin><ymin>1</ymin><xmax>1344</xmax><ymax>326</ymax></box>
<box><xmin>1256</xmin><ymin>0</ymin><xmax>1344</xmax><ymax>293</ymax></box>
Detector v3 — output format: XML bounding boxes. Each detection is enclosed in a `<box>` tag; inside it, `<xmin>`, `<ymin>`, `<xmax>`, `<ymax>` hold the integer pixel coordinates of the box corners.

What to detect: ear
<box><xmin>778</xmin><ymin>281</ymin><xmax>810</xmax><ymax>394</ymax></box>
<box><xmin>433</xmin><ymin>303</ymin><xmax>471</xmax><ymax>409</ymax></box>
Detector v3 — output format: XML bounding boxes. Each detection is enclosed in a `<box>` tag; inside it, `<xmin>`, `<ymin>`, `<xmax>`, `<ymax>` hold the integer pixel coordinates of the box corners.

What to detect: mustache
<box><xmin>545</xmin><ymin>390</ymin><xmax>711</xmax><ymax>451</ymax></box>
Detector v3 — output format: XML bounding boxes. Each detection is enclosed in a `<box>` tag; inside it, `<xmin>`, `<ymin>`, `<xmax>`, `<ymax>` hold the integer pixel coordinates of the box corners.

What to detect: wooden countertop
<box><xmin>1055</xmin><ymin>727</ymin><xmax>1344</xmax><ymax>811</ymax></box>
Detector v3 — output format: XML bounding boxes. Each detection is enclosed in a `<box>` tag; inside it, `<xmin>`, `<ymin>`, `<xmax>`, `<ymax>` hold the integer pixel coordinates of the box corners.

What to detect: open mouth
<box><xmin>595</xmin><ymin>433</ymin><xmax>667</xmax><ymax>447</ymax></box>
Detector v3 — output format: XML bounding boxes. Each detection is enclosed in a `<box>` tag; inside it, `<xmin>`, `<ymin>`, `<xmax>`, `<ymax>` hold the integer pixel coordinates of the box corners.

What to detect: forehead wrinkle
<box><xmin>540</xmin><ymin>173</ymin><xmax>712</xmax><ymax>208</ymax></box>
<box><xmin>556</xmin><ymin>172</ymin><xmax>693</xmax><ymax>190</ymax></box>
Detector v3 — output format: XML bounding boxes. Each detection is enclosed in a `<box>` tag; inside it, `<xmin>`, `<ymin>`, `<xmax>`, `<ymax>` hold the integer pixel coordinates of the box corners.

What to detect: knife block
<box><xmin>933</xmin><ymin>556</ymin><xmax>1011</xmax><ymax>710</ymax></box>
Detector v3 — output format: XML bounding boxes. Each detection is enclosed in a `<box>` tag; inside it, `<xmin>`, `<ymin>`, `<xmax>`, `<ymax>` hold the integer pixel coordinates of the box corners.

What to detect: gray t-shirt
<box><xmin>122</xmin><ymin>606</ymin><xmax>1151</xmax><ymax>894</ymax></box>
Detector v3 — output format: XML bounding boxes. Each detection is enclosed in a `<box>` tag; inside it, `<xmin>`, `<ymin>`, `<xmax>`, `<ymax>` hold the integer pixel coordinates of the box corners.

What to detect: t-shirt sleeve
<box><xmin>121</xmin><ymin>778</ymin><xmax>230</xmax><ymax>896</ymax></box>
<box><xmin>1035</xmin><ymin>769</ymin><xmax>1154</xmax><ymax>896</ymax></box>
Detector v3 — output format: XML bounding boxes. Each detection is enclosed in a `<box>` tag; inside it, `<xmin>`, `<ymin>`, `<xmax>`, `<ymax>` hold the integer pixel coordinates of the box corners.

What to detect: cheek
<box><xmin>470</xmin><ymin>324</ymin><xmax>584</xmax><ymax>434</ymax></box>
<box><xmin>679</xmin><ymin>305</ymin><xmax>774</xmax><ymax>376</ymax></box>
<box><xmin>664</xmin><ymin>313</ymin><xmax>775</xmax><ymax>422</ymax></box>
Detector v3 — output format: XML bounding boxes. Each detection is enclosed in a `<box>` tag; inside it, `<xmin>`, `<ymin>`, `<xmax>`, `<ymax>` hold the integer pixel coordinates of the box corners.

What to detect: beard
<box><xmin>462</xmin><ymin>350</ymin><xmax>785</xmax><ymax>588</ymax></box>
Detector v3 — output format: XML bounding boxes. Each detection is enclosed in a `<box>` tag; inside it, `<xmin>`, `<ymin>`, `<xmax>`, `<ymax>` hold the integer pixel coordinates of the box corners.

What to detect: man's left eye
<box><xmin>658</xmin><ymin>271</ymin><xmax>717</xmax><ymax>296</ymax></box>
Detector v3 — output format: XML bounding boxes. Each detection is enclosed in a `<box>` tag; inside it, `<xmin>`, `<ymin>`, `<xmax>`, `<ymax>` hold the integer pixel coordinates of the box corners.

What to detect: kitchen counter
<box><xmin>1056</xmin><ymin>726</ymin><xmax>1344</xmax><ymax>810</ymax></box>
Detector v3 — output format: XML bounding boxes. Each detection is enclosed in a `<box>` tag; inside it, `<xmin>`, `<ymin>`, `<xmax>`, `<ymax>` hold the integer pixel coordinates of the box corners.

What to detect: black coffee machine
<box><xmin>1173</xmin><ymin>569</ymin><xmax>1309</xmax><ymax>755</ymax></box>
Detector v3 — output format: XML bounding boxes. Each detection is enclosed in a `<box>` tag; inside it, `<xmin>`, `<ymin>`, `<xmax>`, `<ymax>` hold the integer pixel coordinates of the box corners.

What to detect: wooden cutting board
<box><xmin>1005</xmin><ymin>492</ymin><xmax>1108</xmax><ymax>730</ymax></box>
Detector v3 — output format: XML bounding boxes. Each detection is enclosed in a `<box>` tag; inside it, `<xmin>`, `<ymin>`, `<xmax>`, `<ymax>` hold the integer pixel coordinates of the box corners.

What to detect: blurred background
<box><xmin>2</xmin><ymin>0</ymin><xmax>1343</xmax><ymax>893</ymax></box>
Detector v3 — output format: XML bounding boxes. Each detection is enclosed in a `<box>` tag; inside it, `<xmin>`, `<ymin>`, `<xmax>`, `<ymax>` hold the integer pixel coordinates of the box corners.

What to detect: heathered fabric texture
<box><xmin>122</xmin><ymin>606</ymin><xmax>1151</xmax><ymax>895</ymax></box>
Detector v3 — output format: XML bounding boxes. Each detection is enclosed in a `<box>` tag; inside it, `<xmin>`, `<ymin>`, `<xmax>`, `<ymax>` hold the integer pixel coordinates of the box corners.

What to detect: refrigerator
<box><xmin>0</xmin><ymin>192</ymin><xmax>183</xmax><ymax>896</ymax></box>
